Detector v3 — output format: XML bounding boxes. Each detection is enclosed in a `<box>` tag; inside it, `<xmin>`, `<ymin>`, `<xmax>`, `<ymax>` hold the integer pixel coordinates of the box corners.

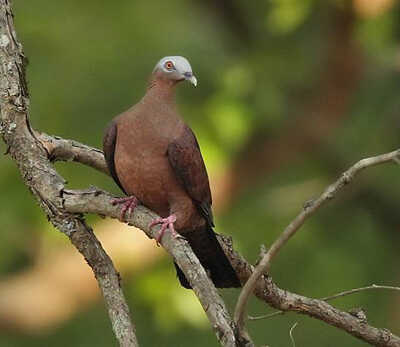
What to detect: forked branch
<box><xmin>234</xmin><ymin>149</ymin><xmax>400</xmax><ymax>342</ymax></box>
<box><xmin>44</xmin><ymin>134</ymin><xmax>400</xmax><ymax>346</ymax></box>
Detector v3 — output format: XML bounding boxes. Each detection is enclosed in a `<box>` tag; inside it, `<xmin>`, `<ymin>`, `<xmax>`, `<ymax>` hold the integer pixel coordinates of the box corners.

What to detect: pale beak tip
<box><xmin>189</xmin><ymin>75</ymin><xmax>197</xmax><ymax>87</ymax></box>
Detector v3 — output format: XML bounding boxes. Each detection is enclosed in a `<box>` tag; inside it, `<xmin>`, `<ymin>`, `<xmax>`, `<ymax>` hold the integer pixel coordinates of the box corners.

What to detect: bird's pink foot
<box><xmin>148</xmin><ymin>214</ymin><xmax>178</xmax><ymax>246</ymax></box>
<box><xmin>111</xmin><ymin>196</ymin><xmax>139</xmax><ymax>221</ymax></box>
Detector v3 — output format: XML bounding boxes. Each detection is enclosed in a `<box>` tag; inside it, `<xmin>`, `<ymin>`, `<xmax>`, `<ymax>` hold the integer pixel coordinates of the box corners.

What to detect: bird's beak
<box><xmin>184</xmin><ymin>73</ymin><xmax>197</xmax><ymax>87</ymax></box>
<box><xmin>188</xmin><ymin>75</ymin><xmax>197</xmax><ymax>87</ymax></box>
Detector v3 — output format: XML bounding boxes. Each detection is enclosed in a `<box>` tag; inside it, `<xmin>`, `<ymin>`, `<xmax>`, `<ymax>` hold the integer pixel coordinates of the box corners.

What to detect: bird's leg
<box><xmin>111</xmin><ymin>196</ymin><xmax>139</xmax><ymax>221</ymax></box>
<box><xmin>148</xmin><ymin>214</ymin><xmax>179</xmax><ymax>246</ymax></box>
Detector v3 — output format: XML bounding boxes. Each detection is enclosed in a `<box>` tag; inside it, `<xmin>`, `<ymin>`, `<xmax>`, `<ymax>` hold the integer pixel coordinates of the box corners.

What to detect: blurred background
<box><xmin>0</xmin><ymin>0</ymin><xmax>399</xmax><ymax>346</ymax></box>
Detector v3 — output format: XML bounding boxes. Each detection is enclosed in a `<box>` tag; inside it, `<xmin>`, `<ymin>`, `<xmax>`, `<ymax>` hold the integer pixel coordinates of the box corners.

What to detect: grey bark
<box><xmin>0</xmin><ymin>1</ymin><xmax>138</xmax><ymax>346</ymax></box>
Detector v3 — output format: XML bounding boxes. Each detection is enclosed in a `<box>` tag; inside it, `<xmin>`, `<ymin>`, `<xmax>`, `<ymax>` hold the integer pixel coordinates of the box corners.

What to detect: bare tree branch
<box><xmin>234</xmin><ymin>149</ymin><xmax>400</xmax><ymax>339</ymax></box>
<box><xmin>319</xmin><ymin>284</ymin><xmax>400</xmax><ymax>301</ymax></box>
<box><xmin>289</xmin><ymin>322</ymin><xmax>298</xmax><ymax>347</ymax></box>
<box><xmin>38</xmin><ymin>124</ymin><xmax>400</xmax><ymax>346</ymax></box>
<box><xmin>0</xmin><ymin>1</ymin><xmax>138</xmax><ymax>346</ymax></box>
<box><xmin>249</xmin><ymin>284</ymin><xmax>400</xmax><ymax>321</ymax></box>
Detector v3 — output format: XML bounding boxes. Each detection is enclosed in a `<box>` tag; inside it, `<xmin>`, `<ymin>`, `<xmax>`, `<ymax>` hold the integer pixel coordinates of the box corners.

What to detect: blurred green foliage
<box><xmin>1</xmin><ymin>0</ymin><xmax>400</xmax><ymax>346</ymax></box>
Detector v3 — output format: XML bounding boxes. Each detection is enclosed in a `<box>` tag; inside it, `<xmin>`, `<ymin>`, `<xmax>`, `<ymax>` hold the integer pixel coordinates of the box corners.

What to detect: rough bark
<box><xmin>0</xmin><ymin>1</ymin><xmax>138</xmax><ymax>346</ymax></box>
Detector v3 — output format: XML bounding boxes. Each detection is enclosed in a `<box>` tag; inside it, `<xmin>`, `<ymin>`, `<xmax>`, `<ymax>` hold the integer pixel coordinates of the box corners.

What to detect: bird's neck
<box><xmin>144</xmin><ymin>76</ymin><xmax>177</xmax><ymax>103</ymax></box>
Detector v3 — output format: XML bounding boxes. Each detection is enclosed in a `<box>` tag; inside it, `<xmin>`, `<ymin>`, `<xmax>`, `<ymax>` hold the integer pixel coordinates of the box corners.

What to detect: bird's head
<box><xmin>152</xmin><ymin>56</ymin><xmax>197</xmax><ymax>87</ymax></box>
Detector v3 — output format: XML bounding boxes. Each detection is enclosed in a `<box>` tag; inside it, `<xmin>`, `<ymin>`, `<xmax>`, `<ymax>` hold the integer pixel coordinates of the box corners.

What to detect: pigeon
<box><xmin>103</xmin><ymin>56</ymin><xmax>240</xmax><ymax>289</ymax></box>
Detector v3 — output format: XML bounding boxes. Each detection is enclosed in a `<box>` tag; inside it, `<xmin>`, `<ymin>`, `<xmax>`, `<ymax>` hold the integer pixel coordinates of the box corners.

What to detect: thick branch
<box><xmin>45</xmin><ymin>134</ymin><xmax>400</xmax><ymax>346</ymax></box>
<box><xmin>234</xmin><ymin>149</ymin><xmax>400</xmax><ymax>338</ymax></box>
<box><xmin>0</xmin><ymin>2</ymin><xmax>137</xmax><ymax>346</ymax></box>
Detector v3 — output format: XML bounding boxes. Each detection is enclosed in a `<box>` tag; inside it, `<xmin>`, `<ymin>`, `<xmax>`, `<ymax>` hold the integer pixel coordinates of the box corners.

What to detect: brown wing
<box><xmin>167</xmin><ymin>125</ymin><xmax>214</xmax><ymax>227</ymax></box>
<box><xmin>103</xmin><ymin>120</ymin><xmax>126</xmax><ymax>194</ymax></box>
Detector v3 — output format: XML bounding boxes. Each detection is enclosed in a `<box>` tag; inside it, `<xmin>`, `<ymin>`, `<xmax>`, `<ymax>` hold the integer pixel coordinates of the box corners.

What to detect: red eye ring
<box><xmin>164</xmin><ymin>61</ymin><xmax>174</xmax><ymax>70</ymax></box>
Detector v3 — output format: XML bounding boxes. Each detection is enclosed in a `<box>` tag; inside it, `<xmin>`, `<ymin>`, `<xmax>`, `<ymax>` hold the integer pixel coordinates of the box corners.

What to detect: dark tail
<box><xmin>174</xmin><ymin>225</ymin><xmax>241</xmax><ymax>289</ymax></box>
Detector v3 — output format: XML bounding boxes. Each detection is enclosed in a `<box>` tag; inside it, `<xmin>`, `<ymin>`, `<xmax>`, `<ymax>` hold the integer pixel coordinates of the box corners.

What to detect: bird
<box><xmin>103</xmin><ymin>56</ymin><xmax>240</xmax><ymax>289</ymax></box>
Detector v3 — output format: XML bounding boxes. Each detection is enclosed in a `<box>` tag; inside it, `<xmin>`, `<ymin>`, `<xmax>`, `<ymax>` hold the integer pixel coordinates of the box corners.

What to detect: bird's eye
<box><xmin>164</xmin><ymin>61</ymin><xmax>174</xmax><ymax>71</ymax></box>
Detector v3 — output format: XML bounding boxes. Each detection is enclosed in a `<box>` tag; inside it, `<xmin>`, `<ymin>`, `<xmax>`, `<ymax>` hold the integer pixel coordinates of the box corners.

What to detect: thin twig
<box><xmin>248</xmin><ymin>311</ymin><xmax>283</xmax><ymax>321</ymax></box>
<box><xmin>289</xmin><ymin>322</ymin><xmax>298</xmax><ymax>347</ymax></box>
<box><xmin>234</xmin><ymin>149</ymin><xmax>400</xmax><ymax>338</ymax></box>
<box><xmin>248</xmin><ymin>284</ymin><xmax>400</xmax><ymax>321</ymax></box>
<box><xmin>320</xmin><ymin>284</ymin><xmax>400</xmax><ymax>301</ymax></box>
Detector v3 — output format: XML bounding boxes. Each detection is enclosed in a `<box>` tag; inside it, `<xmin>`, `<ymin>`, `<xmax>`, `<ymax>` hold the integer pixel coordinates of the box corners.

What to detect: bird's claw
<box><xmin>148</xmin><ymin>214</ymin><xmax>178</xmax><ymax>246</ymax></box>
<box><xmin>111</xmin><ymin>196</ymin><xmax>139</xmax><ymax>222</ymax></box>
